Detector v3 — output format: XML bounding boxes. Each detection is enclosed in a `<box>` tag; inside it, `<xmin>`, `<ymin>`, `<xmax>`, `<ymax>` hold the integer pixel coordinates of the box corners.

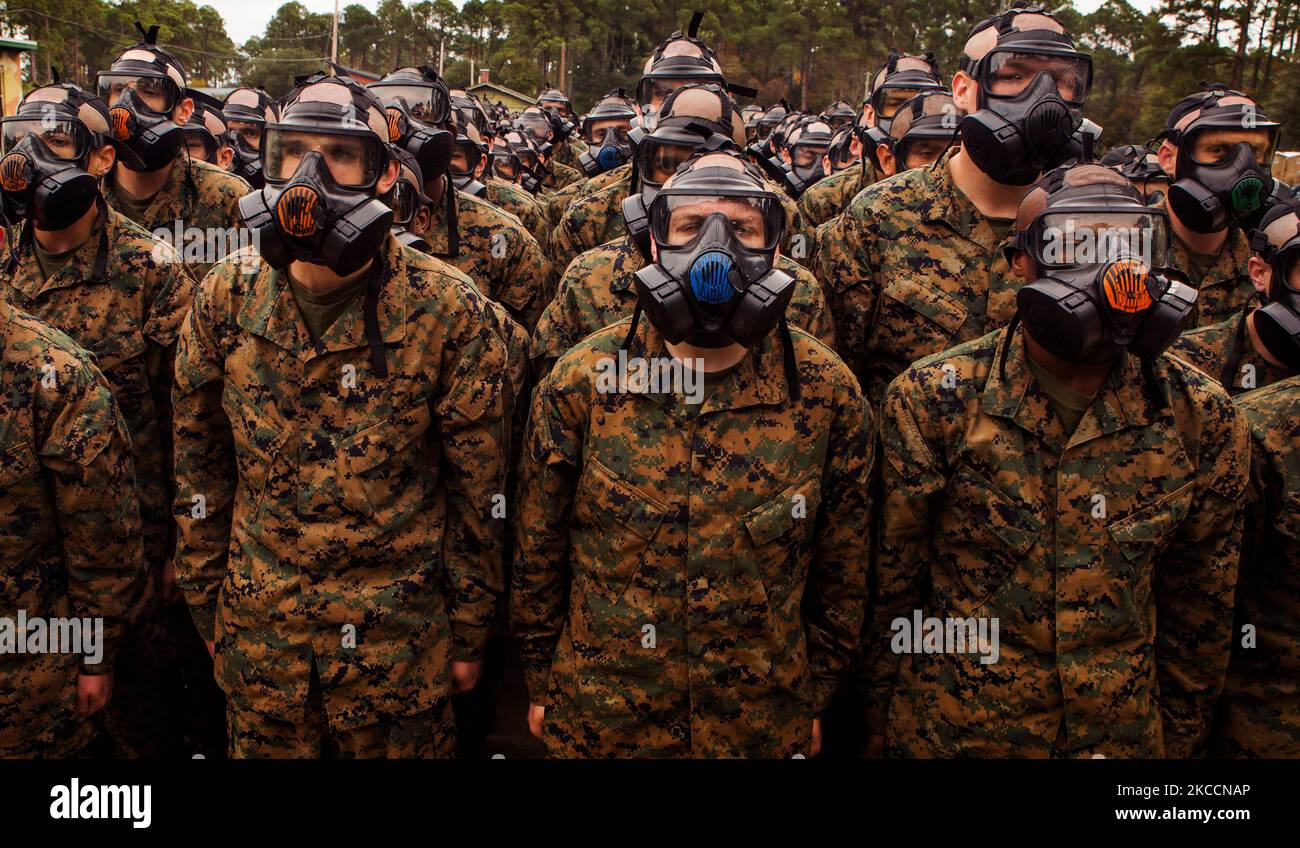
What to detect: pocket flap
<box><xmin>343</xmin><ymin>399</ymin><xmax>432</xmax><ymax>474</ymax></box>
<box><xmin>744</xmin><ymin>472</ymin><xmax>822</xmax><ymax>547</ymax></box>
<box><xmin>947</xmin><ymin>464</ymin><xmax>1043</xmax><ymax>555</ymax></box>
<box><xmin>1107</xmin><ymin>481</ymin><xmax>1194</xmax><ymax>562</ymax></box>
<box><xmin>579</xmin><ymin>458</ymin><xmax>669</xmax><ymax>541</ymax></box>
<box><xmin>91</xmin><ymin>328</ymin><xmax>147</xmax><ymax>372</ymax></box>
<box><xmin>0</xmin><ymin>441</ymin><xmax>39</xmax><ymax>487</ymax></box>
<box><xmin>221</xmin><ymin>387</ymin><xmax>288</xmax><ymax>460</ymax></box>
<box><xmin>881</xmin><ymin>275</ymin><xmax>969</xmax><ymax>337</ymax></box>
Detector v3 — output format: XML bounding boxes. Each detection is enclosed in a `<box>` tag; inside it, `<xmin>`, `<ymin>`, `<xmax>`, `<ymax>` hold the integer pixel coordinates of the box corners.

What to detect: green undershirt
<box><xmin>1183</xmin><ymin>246</ymin><xmax>1220</xmax><ymax>284</ymax></box>
<box><xmin>986</xmin><ymin>216</ymin><xmax>1015</xmax><ymax>244</ymax></box>
<box><xmin>108</xmin><ymin>180</ymin><xmax>159</xmax><ymax>225</ymax></box>
<box><xmin>32</xmin><ymin>239</ymin><xmax>81</xmax><ymax>281</ymax></box>
<box><xmin>1027</xmin><ymin>354</ymin><xmax>1097</xmax><ymax>435</ymax></box>
<box><xmin>287</xmin><ymin>270</ymin><xmax>368</xmax><ymax>343</ymax></box>
<box><xmin>682</xmin><ymin>359</ymin><xmax>743</xmax><ymax>415</ymax></box>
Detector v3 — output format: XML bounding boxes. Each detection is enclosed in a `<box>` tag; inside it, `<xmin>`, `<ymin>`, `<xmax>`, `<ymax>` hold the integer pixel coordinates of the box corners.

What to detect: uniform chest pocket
<box><xmin>571</xmin><ymin>457</ymin><xmax>669</xmax><ymax>607</ymax></box>
<box><xmin>743</xmin><ymin>471</ymin><xmax>824</xmax><ymax>586</ymax></box>
<box><xmin>870</xmin><ymin>275</ymin><xmax>969</xmax><ymax>361</ymax></box>
<box><xmin>338</xmin><ymin>398</ymin><xmax>433</xmax><ymax>530</ymax></box>
<box><xmin>1107</xmin><ymin>481</ymin><xmax>1195</xmax><ymax>580</ymax></box>
<box><xmin>0</xmin><ymin>441</ymin><xmax>40</xmax><ymax>491</ymax></box>
<box><xmin>221</xmin><ymin>387</ymin><xmax>288</xmax><ymax>520</ymax></box>
<box><xmin>91</xmin><ymin>329</ymin><xmax>154</xmax><ymax>410</ymax></box>
<box><xmin>938</xmin><ymin>464</ymin><xmax>1043</xmax><ymax>612</ymax></box>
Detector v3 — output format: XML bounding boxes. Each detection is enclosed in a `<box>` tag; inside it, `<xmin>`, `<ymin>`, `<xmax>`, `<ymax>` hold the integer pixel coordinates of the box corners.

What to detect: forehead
<box><xmin>24</xmin><ymin>88</ymin><xmax>110</xmax><ymax>135</ymax></box>
<box><xmin>1188</xmin><ymin>126</ymin><xmax>1271</xmax><ymax>146</ymax></box>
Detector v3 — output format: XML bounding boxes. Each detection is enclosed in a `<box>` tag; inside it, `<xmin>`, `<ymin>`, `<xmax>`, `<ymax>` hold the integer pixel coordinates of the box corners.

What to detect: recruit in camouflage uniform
<box><xmin>513</xmin><ymin>313</ymin><xmax>873</xmax><ymax>757</ymax></box>
<box><xmin>531</xmin><ymin>238</ymin><xmax>836</xmax><ymax>381</ymax></box>
<box><xmin>422</xmin><ymin>188</ymin><xmax>555</xmax><ymax>330</ymax></box>
<box><xmin>1155</xmin><ymin>87</ymin><xmax>1280</xmax><ymax>328</ymax></box>
<box><xmin>0</xmin><ymin>300</ymin><xmax>147</xmax><ymax>758</ymax></box>
<box><xmin>543</xmin><ymin>162</ymin><xmax>630</xmax><ymax>228</ymax></box>
<box><xmin>172</xmin><ymin>236</ymin><xmax>515</xmax><ymax>758</ymax></box>
<box><xmin>484</xmin><ymin>177</ymin><xmax>554</xmax><ymax>259</ymax></box>
<box><xmin>1169</xmin><ymin>305</ymin><xmax>1293</xmax><ymax>395</ymax></box>
<box><xmin>798</xmin><ymin>159</ymin><xmax>876</xmax><ymax>229</ymax></box>
<box><xmin>552</xmin><ymin>151</ymin><xmax>809</xmax><ymax>267</ymax></box>
<box><xmin>1210</xmin><ymin>374</ymin><xmax>1300</xmax><ymax>757</ymax></box>
<box><xmin>866</xmin><ymin>319</ymin><xmax>1248</xmax><ymax>758</ymax></box>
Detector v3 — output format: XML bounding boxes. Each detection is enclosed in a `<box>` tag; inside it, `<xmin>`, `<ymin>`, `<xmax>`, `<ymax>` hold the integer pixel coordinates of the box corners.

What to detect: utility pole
<box><xmin>439</xmin><ymin>38</ymin><xmax>446</xmax><ymax>76</ymax></box>
<box><xmin>559</xmin><ymin>40</ymin><xmax>566</xmax><ymax>94</ymax></box>
<box><xmin>330</xmin><ymin>0</ymin><xmax>339</xmax><ymax>64</ymax></box>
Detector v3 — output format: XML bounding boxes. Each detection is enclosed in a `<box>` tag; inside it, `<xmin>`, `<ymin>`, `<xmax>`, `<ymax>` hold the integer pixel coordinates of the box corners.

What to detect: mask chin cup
<box><xmin>1167</xmin><ymin>179</ymin><xmax>1226</xmax><ymax>234</ymax></box>
<box><xmin>1016</xmin><ymin>278</ymin><xmax>1104</xmax><ymax>362</ymax></box>
<box><xmin>321</xmin><ymin>198</ymin><xmax>394</xmax><ymax>277</ymax></box>
<box><xmin>1253</xmin><ymin>301</ymin><xmax>1300</xmax><ymax>371</ymax></box>
<box><xmin>1127</xmin><ymin>276</ymin><xmax>1197</xmax><ymax>360</ymax></box>
<box><xmin>239</xmin><ymin>188</ymin><xmax>291</xmax><ymax>269</ymax></box>
<box><xmin>961</xmin><ymin>99</ymin><xmax>1075</xmax><ymax>186</ymax></box>
<box><xmin>35</xmin><ymin>170</ymin><xmax>100</xmax><ymax>230</ymax></box>
<box><xmin>121</xmin><ymin>120</ymin><xmax>184</xmax><ymax>172</ymax></box>
<box><xmin>633</xmin><ymin>262</ymin><xmax>696</xmax><ymax>344</ymax></box>
<box><xmin>405</xmin><ymin>127</ymin><xmax>453</xmax><ymax>181</ymax></box>
<box><xmin>728</xmin><ymin>268</ymin><xmax>796</xmax><ymax>347</ymax></box>
<box><xmin>394</xmin><ymin>227</ymin><xmax>432</xmax><ymax>254</ymax></box>
<box><xmin>621</xmin><ymin>194</ymin><xmax>652</xmax><ymax>261</ymax></box>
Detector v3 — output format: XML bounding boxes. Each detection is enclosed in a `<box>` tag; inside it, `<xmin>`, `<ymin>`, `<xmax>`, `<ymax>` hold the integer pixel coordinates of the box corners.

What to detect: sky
<box><xmin>208</xmin><ymin>0</ymin><xmax>1163</xmax><ymax>47</ymax></box>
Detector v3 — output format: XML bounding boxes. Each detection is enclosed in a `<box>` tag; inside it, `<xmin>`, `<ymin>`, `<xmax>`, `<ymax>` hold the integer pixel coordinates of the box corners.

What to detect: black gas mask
<box><xmin>782</xmin><ymin>124</ymin><xmax>833</xmax><ymax>198</ymax></box>
<box><xmin>869</xmin><ymin>51</ymin><xmax>945</xmax><ymax>136</ymax></box>
<box><xmin>1012</xmin><ymin>177</ymin><xmax>1196</xmax><ymax>363</ymax></box>
<box><xmin>578</xmin><ymin>123</ymin><xmax>634</xmax><ymax>176</ymax></box>
<box><xmin>622</xmin><ymin>124</ymin><xmax>734</xmax><ymax>260</ymax></box>
<box><xmin>450</xmin><ymin>134</ymin><xmax>486</xmax><ymax>196</ymax></box>
<box><xmin>958</xmin><ymin>20</ymin><xmax>1092</xmax><ymax>186</ymax></box>
<box><xmin>97</xmin><ymin>74</ymin><xmax>186</xmax><ymax>172</ymax></box>
<box><xmin>1166</xmin><ymin>104</ymin><xmax>1280</xmax><ymax>234</ymax></box>
<box><xmin>239</xmin><ymin>116</ymin><xmax>395</xmax><ymax>277</ymax></box>
<box><xmin>0</xmin><ymin>118</ymin><xmax>101</xmax><ymax>230</ymax></box>
<box><xmin>631</xmin><ymin>162</ymin><xmax>794</xmax><ymax>349</ymax></box>
<box><xmin>227</xmin><ymin>135</ymin><xmax>264</xmax><ymax>188</ymax></box>
<box><xmin>379</xmin><ymin>96</ymin><xmax>453</xmax><ymax>184</ymax></box>
<box><xmin>1248</xmin><ymin>215</ymin><xmax>1300</xmax><ymax>370</ymax></box>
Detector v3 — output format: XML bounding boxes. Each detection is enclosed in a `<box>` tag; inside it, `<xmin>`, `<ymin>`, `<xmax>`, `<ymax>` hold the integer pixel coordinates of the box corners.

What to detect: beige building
<box><xmin>0</xmin><ymin>37</ymin><xmax>37</xmax><ymax>116</ymax></box>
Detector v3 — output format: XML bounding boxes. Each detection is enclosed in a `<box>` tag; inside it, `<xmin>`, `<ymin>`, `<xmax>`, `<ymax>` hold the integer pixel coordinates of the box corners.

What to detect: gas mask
<box><xmin>1168</xmin><ymin>138</ymin><xmax>1277</xmax><ymax>235</ymax></box>
<box><xmin>380</xmin><ymin>96</ymin><xmax>453</xmax><ymax>184</ymax></box>
<box><xmin>578</xmin><ymin>126</ymin><xmax>633</xmax><ymax>176</ymax></box>
<box><xmin>227</xmin><ymin>136</ymin><xmax>265</xmax><ymax>188</ymax></box>
<box><xmin>1011</xmin><ymin>178</ymin><xmax>1196</xmax><ymax>363</ymax></box>
<box><xmin>958</xmin><ymin>22</ymin><xmax>1092</xmax><ymax>186</ymax></box>
<box><xmin>631</xmin><ymin>163</ymin><xmax>794</xmax><ymax>348</ymax></box>
<box><xmin>450</xmin><ymin>135</ymin><xmax>486</xmax><ymax>196</ymax></box>
<box><xmin>1248</xmin><ymin>216</ymin><xmax>1300</xmax><ymax>370</ymax></box>
<box><xmin>782</xmin><ymin>124</ymin><xmax>833</xmax><ymax>198</ymax></box>
<box><xmin>0</xmin><ymin>120</ymin><xmax>101</xmax><ymax>230</ymax></box>
<box><xmin>98</xmin><ymin>76</ymin><xmax>186</xmax><ymax>172</ymax></box>
<box><xmin>869</xmin><ymin>51</ymin><xmax>945</xmax><ymax>136</ymax></box>
<box><xmin>381</xmin><ymin>164</ymin><xmax>432</xmax><ymax>254</ymax></box>
<box><xmin>239</xmin><ymin>128</ymin><xmax>394</xmax><ymax>277</ymax></box>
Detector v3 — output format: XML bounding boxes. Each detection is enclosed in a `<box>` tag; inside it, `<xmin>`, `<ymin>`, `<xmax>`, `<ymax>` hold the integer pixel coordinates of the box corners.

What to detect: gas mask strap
<box><xmin>3</xmin><ymin>218</ymin><xmax>30</xmax><ymax>275</ymax></box>
<box><xmin>362</xmin><ymin>257</ymin><xmax>389</xmax><ymax>378</ymax></box>
<box><xmin>930</xmin><ymin>119</ymin><xmax>962</xmax><ymax>173</ymax></box>
<box><xmin>621</xmin><ymin>301</ymin><xmax>643</xmax><ymax>352</ymax></box>
<box><xmin>998</xmin><ymin>312</ymin><xmax>1022</xmax><ymax>382</ymax></box>
<box><xmin>780</xmin><ymin>317</ymin><xmax>800</xmax><ymax>401</ymax></box>
<box><xmin>1140</xmin><ymin>355</ymin><xmax>1169</xmax><ymax>410</ymax></box>
<box><xmin>90</xmin><ymin>194</ymin><xmax>110</xmax><ymax>282</ymax></box>
<box><xmin>1219</xmin><ymin>300</ymin><xmax>1252</xmax><ymax>387</ymax></box>
<box><xmin>445</xmin><ymin>174</ymin><xmax>460</xmax><ymax>257</ymax></box>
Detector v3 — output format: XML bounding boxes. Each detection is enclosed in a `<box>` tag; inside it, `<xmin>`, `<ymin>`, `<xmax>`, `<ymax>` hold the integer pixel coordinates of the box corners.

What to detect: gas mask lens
<box><xmin>263</xmin><ymin>127</ymin><xmax>386</xmax><ymax>188</ymax></box>
<box><xmin>96</xmin><ymin>73</ymin><xmax>179</xmax><ymax>114</ymax></box>
<box><xmin>1031</xmin><ymin>210</ymin><xmax>1170</xmax><ymax>271</ymax></box>
<box><xmin>368</xmin><ymin>84</ymin><xmax>449</xmax><ymax>125</ymax></box>
<box><xmin>792</xmin><ymin>144</ymin><xmax>827</xmax><ymax>168</ymax></box>
<box><xmin>517</xmin><ymin>113</ymin><xmax>552</xmax><ymax>142</ymax></box>
<box><xmin>227</xmin><ymin>120</ymin><xmax>263</xmax><ymax>152</ymax></box>
<box><xmin>586</xmin><ymin>125</ymin><xmax>631</xmax><ymax>146</ymax></box>
<box><xmin>983</xmin><ymin>50</ymin><xmax>1091</xmax><ymax>106</ymax></box>
<box><xmin>1184</xmin><ymin>127</ymin><xmax>1277</xmax><ymax>167</ymax></box>
<box><xmin>0</xmin><ymin>117</ymin><xmax>89</xmax><ymax>160</ymax></box>
<box><xmin>386</xmin><ymin>178</ymin><xmax>418</xmax><ymax>225</ymax></box>
<box><xmin>653</xmin><ymin>193</ymin><xmax>781</xmax><ymax>252</ymax></box>
<box><xmin>491</xmin><ymin>150</ymin><xmax>520</xmax><ymax>180</ymax></box>
<box><xmin>639</xmin><ymin>140</ymin><xmax>699</xmax><ymax>185</ymax></box>
<box><xmin>873</xmin><ymin>87</ymin><xmax>924</xmax><ymax>120</ymax></box>
<box><xmin>450</xmin><ymin>139</ymin><xmax>483</xmax><ymax>177</ymax></box>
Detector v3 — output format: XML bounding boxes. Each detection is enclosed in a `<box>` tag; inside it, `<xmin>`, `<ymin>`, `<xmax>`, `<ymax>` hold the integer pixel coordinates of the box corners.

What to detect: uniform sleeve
<box><xmin>805</xmin><ymin>373</ymin><xmax>873</xmax><ymax>711</ymax></box>
<box><xmin>528</xmin><ymin>265</ymin><xmax>586</xmax><ymax>385</ymax></box>
<box><xmin>40</xmin><ymin>361</ymin><xmax>147</xmax><ymax>674</ymax></box>
<box><xmin>816</xmin><ymin>197</ymin><xmax>879</xmax><ymax>384</ymax></box>
<box><xmin>171</xmin><ymin>273</ymin><xmax>237</xmax><ymax>641</ymax></box>
<box><xmin>550</xmin><ymin>214</ymin><xmax>582</xmax><ymax>270</ymax></box>
<box><xmin>1154</xmin><ymin>399</ymin><xmax>1249</xmax><ymax>757</ymax></box>
<box><xmin>786</xmin><ymin>267</ymin><xmax>837</xmax><ymax>350</ymax></box>
<box><xmin>501</xmin><ymin>228</ymin><xmax>555</xmax><ymax>332</ymax></box>
<box><xmin>433</xmin><ymin>299</ymin><xmax>513</xmax><ymax>662</ymax></box>
<box><xmin>862</xmin><ymin>376</ymin><xmax>947</xmax><ymax>734</ymax></box>
<box><xmin>142</xmin><ymin>256</ymin><xmax>199</xmax><ymax>565</ymax></box>
<box><xmin>511</xmin><ymin>369</ymin><xmax>586</xmax><ymax>703</ymax></box>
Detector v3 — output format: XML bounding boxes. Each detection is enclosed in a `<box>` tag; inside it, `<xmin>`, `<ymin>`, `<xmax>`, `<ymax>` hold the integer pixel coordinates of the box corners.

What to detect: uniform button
<box><xmin>693</xmin><ymin>577</ymin><xmax>708</xmax><ymax>591</ymax></box>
